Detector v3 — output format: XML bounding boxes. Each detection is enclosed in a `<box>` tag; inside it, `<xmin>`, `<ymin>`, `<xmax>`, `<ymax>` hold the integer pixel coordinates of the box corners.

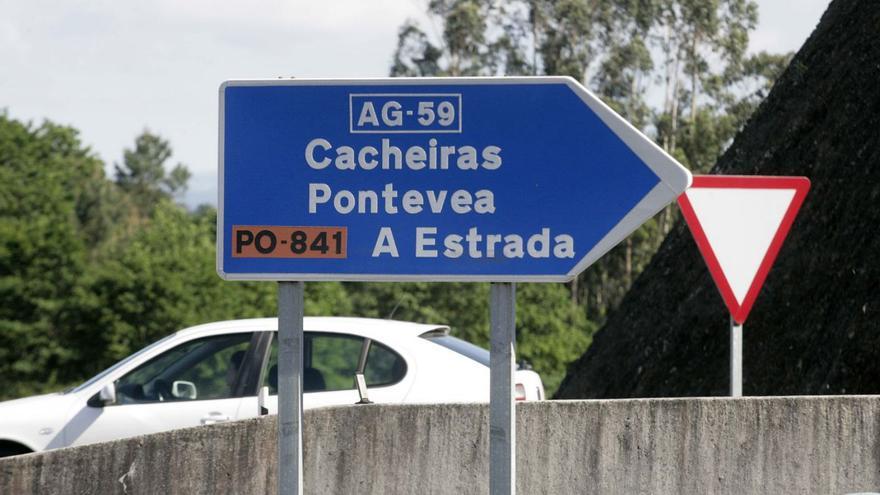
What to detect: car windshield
<box><xmin>65</xmin><ymin>332</ymin><xmax>180</xmax><ymax>394</ymax></box>
<box><xmin>422</xmin><ymin>334</ymin><xmax>490</xmax><ymax>367</ymax></box>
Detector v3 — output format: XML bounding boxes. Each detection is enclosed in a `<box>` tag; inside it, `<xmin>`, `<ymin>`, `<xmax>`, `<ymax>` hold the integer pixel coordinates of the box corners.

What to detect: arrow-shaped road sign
<box><xmin>219</xmin><ymin>77</ymin><xmax>692</xmax><ymax>282</ymax></box>
<box><xmin>678</xmin><ymin>175</ymin><xmax>810</xmax><ymax>324</ymax></box>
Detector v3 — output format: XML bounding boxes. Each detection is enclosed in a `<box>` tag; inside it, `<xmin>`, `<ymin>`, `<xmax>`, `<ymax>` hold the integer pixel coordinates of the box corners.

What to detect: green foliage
<box><xmin>305</xmin><ymin>282</ymin><xmax>353</xmax><ymax>316</ymax></box>
<box><xmin>0</xmin><ymin>120</ymin><xmax>279</xmax><ymax>399</ymax></box>
<box><xmin>75</xmin><ymin>202</ymin><xmax>276</xmax><ymax>368</ymax></box>
<box><xmin>516</xmin><ymin>284</ymin><xmax>593</xmax><ymax>394</ymax></box>
<box><xmin>392</xmin><ymin>0</ymin><xmax>510</xmax><ymax>77</ymax></box>
<box><xmin>0</xmin><ymin>115</ymin><xmax>101</xmax><ymax>397</ymax></box>
<box><xmin>114</xmin><ymin>130</ymin><xmax>191</xmax><ymax>216</ymax></box>
<box><xmin>391</xmin><ymin>22</ymin><xmax>445</xmax><ymax>77</ymax></box>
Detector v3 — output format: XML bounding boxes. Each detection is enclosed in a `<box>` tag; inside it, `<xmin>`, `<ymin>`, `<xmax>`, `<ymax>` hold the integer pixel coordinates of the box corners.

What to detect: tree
<box><xmin>517</xmin><ymin>283</ymin><xmax>593</xmax><ymax>393</ymax></box>
<box><xmin>393</xmin><ymin>0</ymin><xmax>538</xmax><ymax>77</ymax></box>
<box><xmin>392</xmin><ymin>0</ymin><xmax>785</xmax><ymax>174</ymax></box>
<box><xmin>114</xmin><ymin>130</ymin><xmax>191</xmax><ymax>216</ymax></box>
<box><xmin>0</xmin><ymin>114</ymin><xmax>106</xmax><ymax>398</ymax></box>
<box><xmin>651</xmin><ymin>0</ymin><xmax>760</xmax><ymax>172</ymax></box>
<box><xmin>70</xmin><ymin>202</ymin><xmax>277</xmax><ymax>374</ymax></box>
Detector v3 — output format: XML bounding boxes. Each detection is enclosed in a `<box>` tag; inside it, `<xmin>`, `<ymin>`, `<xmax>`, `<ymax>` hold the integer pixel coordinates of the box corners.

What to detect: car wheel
<box><xmin>0</xmin><ymin>441</ymin><xmax>32</xmax><ymax>458</ymax></box>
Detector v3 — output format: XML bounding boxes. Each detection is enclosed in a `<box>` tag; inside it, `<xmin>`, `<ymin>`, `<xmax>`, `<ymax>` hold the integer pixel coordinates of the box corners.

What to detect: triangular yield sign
<box><xmin>677</xmin><ymin>176</ymin><xmax>810</xmax><ymax>324</ymax></box>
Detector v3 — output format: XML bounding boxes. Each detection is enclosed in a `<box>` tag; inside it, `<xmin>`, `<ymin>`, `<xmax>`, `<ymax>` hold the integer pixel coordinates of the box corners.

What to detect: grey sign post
<box><xmin>490</xmin><ymin>282</ymin><xmax>516</xmax><ymax>494</ymax></box>
<box><xmin>277</xmin><ymin>282</ymin><xmax>304</xmax><ymax>495</ymax></box>
<box><xmin>730</xmin><ymin>316</ymin><xmax>743</xmax><ymax>397</ymax></box>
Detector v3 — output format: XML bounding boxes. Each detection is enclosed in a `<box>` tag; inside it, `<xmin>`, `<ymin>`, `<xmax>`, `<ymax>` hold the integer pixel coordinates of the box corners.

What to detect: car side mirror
<box><xmin>98</xmin><ymin>382</ymin><xmax>117</xmax><ymax>406</ymax></box>
<box><xmin>172</xmin><ymin>380</ymin><xmax>197</xmax><ymax>400</ymax></box>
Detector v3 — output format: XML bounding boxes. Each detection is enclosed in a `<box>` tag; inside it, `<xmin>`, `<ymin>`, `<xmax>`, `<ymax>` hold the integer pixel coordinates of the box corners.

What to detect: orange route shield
<box><xmin>232</xmin><ymin>226</ymin><xmax>347</xmax><ymax>259</ymax></box>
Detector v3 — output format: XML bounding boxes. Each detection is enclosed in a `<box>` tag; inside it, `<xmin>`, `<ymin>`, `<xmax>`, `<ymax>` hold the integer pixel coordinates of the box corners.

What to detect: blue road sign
<box><xmin>218</xmin><ymin>77</ymin><xmax>691</xmax><ymax>282</ymax></box>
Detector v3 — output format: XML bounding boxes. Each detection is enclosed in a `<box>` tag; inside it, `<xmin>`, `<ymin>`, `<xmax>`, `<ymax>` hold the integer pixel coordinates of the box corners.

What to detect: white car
<box><xmin>0</xmin><ymin>317</ymin><xmax>544</xmax><ymax>457</ymax></box>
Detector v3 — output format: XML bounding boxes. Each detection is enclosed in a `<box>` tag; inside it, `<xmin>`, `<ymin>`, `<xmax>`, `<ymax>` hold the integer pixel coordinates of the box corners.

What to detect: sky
<box><xmin>1</xmin><ymin>0</ymin><xmax>832</xmax><ymax>207</ymax></box>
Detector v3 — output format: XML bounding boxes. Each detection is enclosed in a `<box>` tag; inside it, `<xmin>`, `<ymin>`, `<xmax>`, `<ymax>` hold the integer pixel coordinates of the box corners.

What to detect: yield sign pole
<box><xmin>730</xmin><ymin>316</ymin><xmax>743</xmax><ymax>397</ymax></box>
<box><xmin>678</xmin><ymin>175</ymin><xmax>810</xmax><ymax>397</ymax></box>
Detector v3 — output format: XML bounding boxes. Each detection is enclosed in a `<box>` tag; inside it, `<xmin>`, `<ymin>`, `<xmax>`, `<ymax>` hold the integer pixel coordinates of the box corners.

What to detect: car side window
<box><xmin>114</xmin><ymin>333</ymin><xmax>252</xmax><ymax>404</ymax></box>
<box><xmin>262</xmin><ymin>332</ymin><xmax>406</xmax><ymax>394</ymax></box>
<box><xmin>365</xmin><ymin>342</ymin><xmax>407</xmax><ymax>387</ymax></box>
<box><xmin>310</xmin><ymin>333</ymin><xmax>362</xmax><ymax>391</ymax></box>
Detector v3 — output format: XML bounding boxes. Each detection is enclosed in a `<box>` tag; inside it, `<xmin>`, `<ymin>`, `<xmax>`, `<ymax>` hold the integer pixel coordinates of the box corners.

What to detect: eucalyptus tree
<box><xmin>392</xmin><ymin>0</ymin><xmax>502</xmax><ymax>76</ymax></box>
<box><xmin>389</xmin><ymin>0</ymin><xmax>789</xmax><ymax>332</ymax></box>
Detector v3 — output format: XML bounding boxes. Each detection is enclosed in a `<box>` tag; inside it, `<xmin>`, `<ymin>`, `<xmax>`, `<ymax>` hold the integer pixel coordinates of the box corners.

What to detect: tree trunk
<box><xmin>690</xmin><ymin>33</ymin><xmax>700</xmax><ymax>126</ymax></box>
<box><xmin>669</xmin><ymin>50</ymin><xmax>681</xmax><ymax>152</ymax></box>
<box><xmin>531</xmin><ymin>3</ymin><xmax>539</xmax><ymax>76</ymax></box>
<box><xmin>625</xmin><ymin>238</ymin><xmax>633</xmax><ymax>287</ymax></box>
<box><xmin>662</xmin><ymin>23</ymin><xmax>673</xmax><ymax>150</ymax></box>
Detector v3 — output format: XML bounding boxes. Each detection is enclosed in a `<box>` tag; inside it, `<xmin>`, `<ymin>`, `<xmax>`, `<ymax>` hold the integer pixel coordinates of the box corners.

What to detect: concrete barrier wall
<box><xmin>2</xmin><ymin>396</ymin><xmax>879</xmax><ymax>494</ymax></box>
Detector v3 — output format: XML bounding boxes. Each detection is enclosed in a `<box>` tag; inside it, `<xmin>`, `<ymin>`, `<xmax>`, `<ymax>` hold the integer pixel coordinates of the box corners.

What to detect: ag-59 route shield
<box><xmin>218</xmin><ymin>77</ymin><xmax>692</xmax><ymax>282</ymax></box>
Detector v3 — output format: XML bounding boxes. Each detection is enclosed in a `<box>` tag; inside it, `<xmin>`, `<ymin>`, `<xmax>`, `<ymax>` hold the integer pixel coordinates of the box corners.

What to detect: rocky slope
<box><xmin>556</xmin><ymin>0</ymin><xmax>880</xmax><ymax>398</ymax></box>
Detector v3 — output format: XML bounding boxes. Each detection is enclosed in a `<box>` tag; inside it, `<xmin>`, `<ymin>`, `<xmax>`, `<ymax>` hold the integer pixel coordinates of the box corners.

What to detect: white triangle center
<box><xmin>685</xmin><ymin>187</ymin><xmax>796</xmax><ymax>304</ymax></box>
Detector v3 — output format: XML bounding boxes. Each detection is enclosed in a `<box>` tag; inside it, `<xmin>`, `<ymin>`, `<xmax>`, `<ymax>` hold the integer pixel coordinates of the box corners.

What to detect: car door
<box><xmin>66</xmin><ymin>332</ymin><xmax>260</xmax><ymax>447</ymax></box>
<box><xmin>239</xmin><ymin>331</ymin><xmax>410</xmax><ymax>417</ymax></box>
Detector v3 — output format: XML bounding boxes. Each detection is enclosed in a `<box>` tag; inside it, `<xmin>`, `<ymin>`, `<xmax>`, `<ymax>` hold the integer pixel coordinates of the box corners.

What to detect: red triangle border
<box><xmin>677</xmin><ymin>175</ymin><xmax>810</xmax><ymax>324</ymax></box>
